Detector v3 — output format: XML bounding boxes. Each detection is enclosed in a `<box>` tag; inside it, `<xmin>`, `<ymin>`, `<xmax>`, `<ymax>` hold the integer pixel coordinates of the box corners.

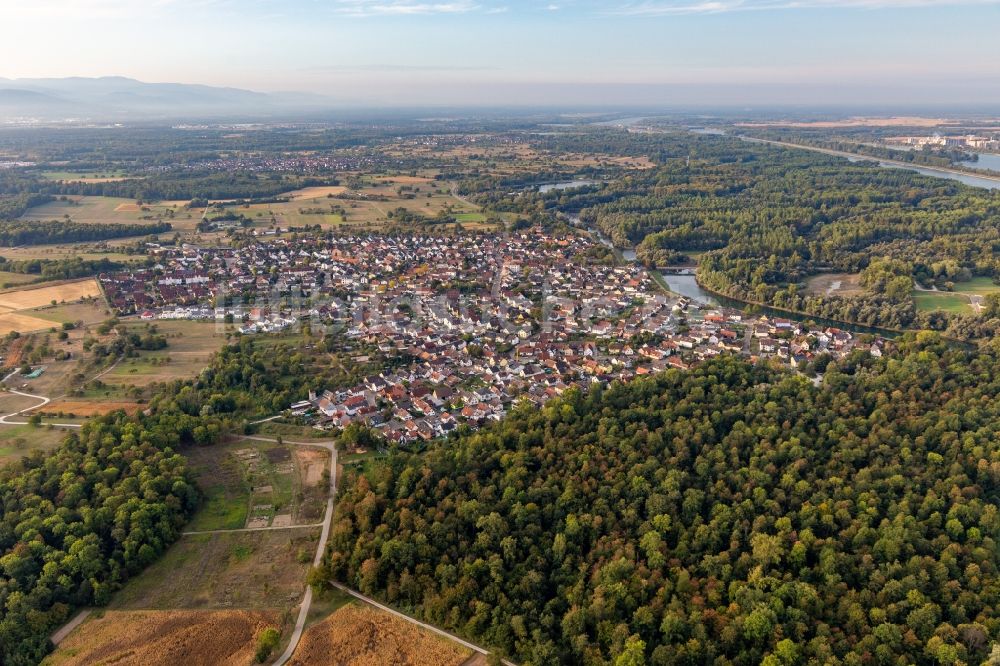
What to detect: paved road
<box><xmin>0</xmin><ymin>346</ymin><xmax>124</xmax><ymax>428</ymax></box>
<box><xmin>269</xmin><ymin>436</ymin><xmax>337</xmax><ymax>666</ymax></box>
<box><xmin>0</xmin><ymin>386</ymin><xmax>53</xmax><ymax>424</ymax></box>
<box><xmin>0</xmin><ymin>387</ymin><xmax>82</xmax><ymax>427</ymax></box>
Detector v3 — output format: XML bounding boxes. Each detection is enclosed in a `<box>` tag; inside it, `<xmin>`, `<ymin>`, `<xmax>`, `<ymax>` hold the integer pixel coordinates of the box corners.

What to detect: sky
<box><xmin>3</xmin><ymin>0</ymin><xmax>1000</xmax><ymax>107</ymax></box>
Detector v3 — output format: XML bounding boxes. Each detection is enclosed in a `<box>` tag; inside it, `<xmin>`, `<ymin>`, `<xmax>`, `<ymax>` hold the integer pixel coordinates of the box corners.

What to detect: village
<box><xmin>99</xmin><ymin>228</ymin><xmax>882</xmax><ymax>444</ymax></box>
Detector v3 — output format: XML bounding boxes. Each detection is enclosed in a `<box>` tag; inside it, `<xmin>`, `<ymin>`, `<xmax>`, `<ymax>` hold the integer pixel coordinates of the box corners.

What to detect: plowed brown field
<box><xmin>44</xmin><ymin>609</ymin><xmax>280</xmax><ymax>666</ymax></box>
<box><xmin>289</xmin><ymin>604</ymin><xmax>471</xmax><ymax>666</ymax></box>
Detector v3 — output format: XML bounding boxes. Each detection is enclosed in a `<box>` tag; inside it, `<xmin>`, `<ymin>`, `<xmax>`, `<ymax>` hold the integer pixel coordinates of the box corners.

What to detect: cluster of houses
<box><xmin>292</xmin><ymin>303</ymin><xmax>875</xmax><ymax>444</ymax></box>
<box><xmin>98</xmin><ymin>228</ymin><xmax>882</xmax><ymax>445</ymax></box>
<box><xmin>183</xmin><ymin>153</ymin><xmax>391</xmax><ymax>174</ymax></box>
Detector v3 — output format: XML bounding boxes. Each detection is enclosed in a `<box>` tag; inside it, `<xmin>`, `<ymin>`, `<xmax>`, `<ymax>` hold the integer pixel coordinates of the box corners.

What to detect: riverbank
<box><xmin>686</xmin><ymin>273</ymin><xmax>905</xmax><ymax>338</ymax></box>
<box><xmin>742</xmin><ymin>137</ymin><xmax>1000</xmax><ymax>190</ymax></box>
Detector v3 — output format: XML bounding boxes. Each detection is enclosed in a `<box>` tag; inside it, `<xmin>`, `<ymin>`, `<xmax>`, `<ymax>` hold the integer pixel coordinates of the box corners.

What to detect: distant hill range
<box><xmin>0</xmin><ymin>76</ymin><xmax>333</xmax><ymax>121</ymax></box>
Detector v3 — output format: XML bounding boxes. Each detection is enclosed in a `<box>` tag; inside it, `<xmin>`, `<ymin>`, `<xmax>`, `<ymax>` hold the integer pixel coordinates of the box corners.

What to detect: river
<box><xmin>570</xmin><ymin>213</ymin><xmax>897</xmax><ymax>336</ymax></box>
<box><xmin>655</xmin><ymin>274</ymin><xmax>900</xmax><ymax>336</ymax></box>
<box><xmin>555</xmin><ymin>141</ymin><xmax>989</xmax><ymax>336</ymax></box>
<box><xmin>842</xmin><ymin>155</ymin><xmax>1000</xmax><ymax>190</ymax></box>
<box><xmin>741</xmin><ymin>136</ymin><xmax>1000</xmax><ymax>191</ymax></box>
<box><xmin>959</xmin><ymin>152</ymin><xmax>1000</xmax><ymax>174</ymax></box>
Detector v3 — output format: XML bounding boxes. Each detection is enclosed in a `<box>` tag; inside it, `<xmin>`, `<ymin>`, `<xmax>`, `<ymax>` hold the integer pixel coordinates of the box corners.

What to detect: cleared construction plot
<box><xmin>804</xmin><ymin>272</ymin><xmax>864</xmax><ymax>297</ymax></box>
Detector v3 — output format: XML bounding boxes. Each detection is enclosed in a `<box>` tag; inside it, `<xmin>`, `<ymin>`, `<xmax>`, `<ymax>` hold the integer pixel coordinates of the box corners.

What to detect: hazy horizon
<box><xmin>3</xmin><ymin>0</ymin><xmax>1000</xmax><ymax>107</ymax></box>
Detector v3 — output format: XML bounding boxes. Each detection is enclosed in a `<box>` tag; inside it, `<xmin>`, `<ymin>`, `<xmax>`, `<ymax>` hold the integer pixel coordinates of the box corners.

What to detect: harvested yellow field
<box><xmin>289</xmin><ymin>604</ymin><xmax>472</xmax><ymax>666</ymax></box>
<box><xmin>0</xmin><ymin>312</ymin><xmax>57</xmax><ymax>336</ymax></box>
<box><xmin>375</xmin><ymin>175</ymin><xmax>435</xmax><ymax>184</ymax></box>
<box><xmin>114</xmin><ymin>202</ymin><xmax>142</xmax><ymax>212</ymax></box>
<box><xmin>287</xmin><ymin>186</ymin><xmax>348</xmax><ymax>200</ymax></box>
<box><xmin>60</xmin><ymin>176</ymin><xmax>131</xmax><ymax>184</ymax></box>
<box><xmin>44</xmin><ymin>609</ymin><xmax>281</xmax><ymax>666</ymax></box>
<box><xmin>0</xmin><ymin>279</ymin><xmax>102</xmax><ymax>310</ymax></box>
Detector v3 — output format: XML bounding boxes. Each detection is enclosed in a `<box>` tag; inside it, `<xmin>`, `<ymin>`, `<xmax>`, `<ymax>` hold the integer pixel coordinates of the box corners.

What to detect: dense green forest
<box><xmin>0</xmin><ymin>220</ymin><xmax>170</xmax><ymax>247</ymax></box>
<box><xmin>58</xmin><ymin>173</ymin><xmax>332</xmax><ymax>202</ymax></box>
<box><xmin>737</xmin><ymin>130</ymin><xmax>976</xmax><ymax>169</ymax></box>
<box><xmin>0</xmin><ymin>194</ymin><xmax>54</xmax><ymax>220</ymax></box>
<box><xmin>0</xmin><ymin>256</ymin><xmax>139</xmax><ymax>282</ymax></box>
<box><xmin>323</xmin><ymin>336</ymin><xmax>1000</xmax><ymax>665</ymax></box>
<box><xmin>0</xmin><ymin>415</ymin><xmax>201</xmax><ymax>664</ymax></box>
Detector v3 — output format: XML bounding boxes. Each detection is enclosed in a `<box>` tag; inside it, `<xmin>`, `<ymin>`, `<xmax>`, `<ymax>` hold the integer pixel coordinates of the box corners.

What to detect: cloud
<box><xmin>607</xmin><ymin>0</ymin><xmax>1000</xmax><ymax>14</ymax></box>
<box><xmin>6</xmin><ymin>0</ymin><xmax>215</xmax><ymax>18</ymax></box>
<box><xmin>330</xmin><ymin>0</ymin><xmax>483</xmax><ymax>16</ymax></box>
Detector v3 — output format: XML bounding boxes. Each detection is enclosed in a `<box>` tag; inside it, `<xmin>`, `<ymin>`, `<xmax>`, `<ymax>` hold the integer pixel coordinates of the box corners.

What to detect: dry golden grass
<box><xmin>0</xmin><ymin>279</ymin><xmax>102</xmax><ymax>310</ymax></box>
<box><xmin>287</xmin><ymin>186</ymin><xmax>348</xmax><ymax>200</ymax></box>
<box><xmin>44</xmin><ymin>610</ymin><xmax>281</xmax><ymax>666</ymax></box>
<box><xmin>0</xmin><ymin>312</ymin><xmax>56</xmax><ymax>336</ymax></box>
<box><xmin>58</xmin><ymin>176</ymin><xmax>131</xmax><ymax>184</ymax></box>
<box><xmin>35</xmin><ymin>400</ymin><xmax>143</xmax><ymax>417</ymax></box>
<box><xmin>289</xmin><ymin>604</ymin><xmax>472</xmax><ymax>666</ymax></box>
<box><xmin>114</xmin><ymin>202</ymin><xmax>142</xmax><ymax>212</ymax></box>
<box><xmin>374</xmin><ymin>175</ymin><xmax>435</xmax><ymax>184</ymax></box>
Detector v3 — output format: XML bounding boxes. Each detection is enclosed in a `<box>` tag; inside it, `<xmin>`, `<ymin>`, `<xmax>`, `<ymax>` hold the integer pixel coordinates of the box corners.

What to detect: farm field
<box><xmin>380</xmin><ymin>139</ymin><xmax>658</xmax><ymax>175</ymax></box>
<box><xmin>0</xmin><ymin>242</ymin><xmax>139</xmax><ymax>262</ymax></box>
<box><xmin>39</xmin><ymin>170</ymin><xmax>132</xmax><ymax>182</ymax></box>
<box><xmin>35</xmin><ymin>400</ymin><xmax>142</xmax><ymax>418</ymax></box>
<box><xmin>217</xmin><ymin>177</ymin><xmax>493</xmax><ymax>231</ymax></box>
<box><xmin>27</xmin><ymin>300</ymin><xmax>110</xmax><ymax>326</ymax></box>
<box><xmin>913</xmin><ymin>290</ymin><xmax>974</xmax><ymax>313</ymax></box>
<box><xmin>913</xmin><ymin>279</ymin><xmax>1000</xmax><ymax>313</ymax></box>
<box><xmin>0</xmin><ymin>279</ymin><xmax>101</xmax><ymax>310</ymax></box>
<box><xmin>3</xmin><ymin>332</ymin><xmax>93</xmax><ymax>396</ymax></box>
<box><xmin>184</xmin><ymin>438</ymin><xmax>329</xmax><ymax>532</ymax></box>
<box><xmin>20</xmin><ymin>195</ymin><xmax>184</xmax><ymax>225</ymax></box>
<box><xmin>43</xmin><ymin>609</ymin><xmax>280</xmax><ymax>666</ymax></box>
<box><xmin>0</xmin><ymin>312</ymin><xmax>56</xmax><ymax>337</ymax></box>
<box><xmin>0</xmin><ymin>422</ymin><xmax>73</xmax><ymax>468</ymax></box>
<box><xmin>0</xmin><ymin>280</ymin><xmax>105</xmax><ymax>337</ymax></box>
<box><xmin>950</xmin><ymin>277</ymin><xmax>1000</xmax><ymax>294</ymax></box>
<box><xmin>288</xmin><ymin>603</ymin><xmax>472</xmax><ymax>666</ymax></box>
<box><xmin>911</xmin><ymin>278</ymin><xmax>1000</xmax><ymax>313</ymax></box>
<box><xmin>110</xmin><ymin>528</ymin><xmax>318</xmax><ymax>610</ymax></box>
<box><xmin>102</xmin><ymin>320</ymin><xmax>229</xmax><ymax>389</ymax></box>
<box><xmin>0</xmin><ymin>271</ymin><xmax>38</xmax><ymax>289</ymax></box>
<box><xmin>286</xmin><ymin>185</ymin><xmax>348</xmax><ymax>200</ymax></box>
